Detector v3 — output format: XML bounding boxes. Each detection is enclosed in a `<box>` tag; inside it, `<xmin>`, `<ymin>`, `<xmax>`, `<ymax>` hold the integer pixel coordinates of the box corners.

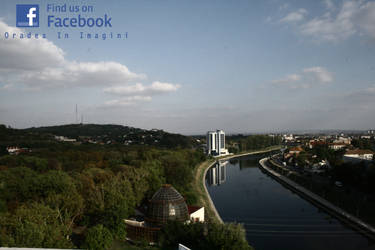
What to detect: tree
<box><xmin>83</xmin><ymin>224</ymin><xmax>113</xmax><ymax>250</ymax></box>
<box><xmin>0</xmin><ymin>167</ymin><xmax>39</xmax><ymax>205</ymax></box>
<box><xmin>79</xmin><ymin>171</ymin><xmax>135</xmax><ymax>240</ymax></box>
<box><xmin>0</xmin><ymin>203</ymin><xmax>74</xmax><ymax>248</ymax></box>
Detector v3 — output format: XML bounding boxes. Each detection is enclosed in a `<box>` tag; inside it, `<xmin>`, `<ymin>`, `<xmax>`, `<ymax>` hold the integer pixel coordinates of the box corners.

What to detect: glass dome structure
<box><xmin>145</xmin><ymin>184</ymin><xmax>189</xmax><ymax>226</ymax></box>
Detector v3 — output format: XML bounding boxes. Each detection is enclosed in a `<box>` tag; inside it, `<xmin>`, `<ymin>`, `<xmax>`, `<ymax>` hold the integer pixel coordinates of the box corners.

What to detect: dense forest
<box><xmin>0</xmin><ymin>125</ymin><xmax>268</xmax><ymax>249</ymax></box>
<box><xmin>0</xmin><ymin>125</ymin><xmax>205</xmax><ymax>248</ymax></box>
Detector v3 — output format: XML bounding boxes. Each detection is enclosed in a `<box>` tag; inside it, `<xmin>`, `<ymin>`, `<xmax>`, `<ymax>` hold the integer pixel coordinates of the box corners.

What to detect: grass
<box><xmin>192</xmin><ymin>158</ymin><xmax>219</xmax><ymax>223</ymax></box>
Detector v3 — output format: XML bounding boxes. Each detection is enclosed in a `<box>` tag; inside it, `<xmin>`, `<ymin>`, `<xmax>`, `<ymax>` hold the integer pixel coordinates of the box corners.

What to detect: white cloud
<box><xmin>0</xmin><ymin>21</ymin><xmax>64</xmax><ymax>71</ymax></box>
<box><xmin>303</xmin><ymin>67</ymin><xmax>333</xmax><ymax>83</ymax></box>
<box><xmin>18</xmin><ymin>61</ymin><xmax>146</xmax><ymax>88</ymax></box>
<box><xmin>272</xmin><ymin>66</ymin><xmax>333</xmax><ymax>89</ymax></box>
<box><xmin>151</xmin><ymin>81</ymin><xmax>181</xmax><ymax>93</ymax></box>
<box><xmin>272</xmin><ymin>74</ymin><xmax>301</xmax><ymax>84</ymax></box>
<box><xmin>357</xmin><ymin>1</ymin><xmax>375</xmax><ymax>39</ymax></box>
<box><xmin>300</xmin><ymin>1</ymin><xmax>358</xmax><ymax>42</ymax></box>
<box><xmin>103</xmin><ymin>96</ymin><xmax>152</xmax><ymax>107</ymax></box>
<box><xmin>280</xmin><ymin>9</ymin><xmax>308</xmax><ymax>23</ymax></box>
<box><xmin>0</xmin><ymin>20</ymin><xmax>180</xmax><ymax>106</ymax></box>
<box><xmin>104</xmin><ymin>81</ymin><xmax>180</xmax><ymax>96</ymax></box>
<box><xmin>0</xmin><ymin>20</ymin><xmax>145</xmax><ymax>88</ymax></box>
<box><xmin>279</xmin><ymin>0</ymin><xmax>375</xmax><ymax>42</ymax></box>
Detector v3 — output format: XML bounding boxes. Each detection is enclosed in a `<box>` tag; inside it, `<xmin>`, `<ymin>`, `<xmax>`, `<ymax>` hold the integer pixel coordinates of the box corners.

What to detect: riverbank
<box><xmin>192</xmin><ymin>146</ymin><xmax>282</xmax><ymax>224</ymax></box>
<box><xmin>259</xmin><ymin>157</ymin><xmax>375</xmax><ymax>241</ymax></box>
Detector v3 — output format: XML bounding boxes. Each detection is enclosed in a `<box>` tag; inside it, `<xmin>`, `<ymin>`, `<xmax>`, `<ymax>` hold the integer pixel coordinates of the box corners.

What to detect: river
<box><xmin>205</xmin><ymin>153</ymin><xmax>375</xmax><ymax>250</ymax></box>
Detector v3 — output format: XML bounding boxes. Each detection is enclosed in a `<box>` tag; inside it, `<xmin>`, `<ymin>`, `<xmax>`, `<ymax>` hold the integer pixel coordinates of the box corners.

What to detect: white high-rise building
<box><xmin>206</xmin><ymin>130</ymin><xmax>228</xmax><ymax>156</ymax></box>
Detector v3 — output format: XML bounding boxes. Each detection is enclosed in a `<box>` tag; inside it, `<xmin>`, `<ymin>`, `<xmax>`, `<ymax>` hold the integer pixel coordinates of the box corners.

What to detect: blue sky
<box><xmin>0</xmin><ymin>0</ymin><xmax>375</xmax><ymax>134</ymax></box>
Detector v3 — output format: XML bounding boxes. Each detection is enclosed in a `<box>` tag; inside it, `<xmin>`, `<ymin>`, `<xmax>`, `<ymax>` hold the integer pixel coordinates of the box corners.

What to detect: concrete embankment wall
<box><xmin>259</xmin><ymin>157</ymin><xmax>375</xmax><ymax>240</ymax></box>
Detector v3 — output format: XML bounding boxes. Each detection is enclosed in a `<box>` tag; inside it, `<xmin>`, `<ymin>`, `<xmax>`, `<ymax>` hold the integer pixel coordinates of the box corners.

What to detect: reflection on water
<box><xmin>206</xmin><ymin>154</ymin><xmax>375</xmax><ymax>250</ymax></box>
<box><xmin>207</xmin><ymin>161</ymin><xmax>227</xmax><ymax>186</ymax></box>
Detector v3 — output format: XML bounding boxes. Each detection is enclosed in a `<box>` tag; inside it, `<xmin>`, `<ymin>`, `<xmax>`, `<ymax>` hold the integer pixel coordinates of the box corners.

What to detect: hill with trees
<box><xmin>0</xmin><ymin>124</ymin><xmax>253</xmax><ymax>249</ymax></box>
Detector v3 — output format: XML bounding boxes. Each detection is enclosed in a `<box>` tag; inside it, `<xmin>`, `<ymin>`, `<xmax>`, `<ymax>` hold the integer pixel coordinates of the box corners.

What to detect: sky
<box><xmin>0</xmin><ymin>0</ymin><xmax>375</xmax><ymax>134</ymax></box>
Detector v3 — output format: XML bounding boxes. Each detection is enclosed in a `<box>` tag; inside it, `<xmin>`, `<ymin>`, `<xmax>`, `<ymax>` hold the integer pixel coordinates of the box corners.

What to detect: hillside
<box><xmin>0</xmin><ymin>124</ymin><xmax>197</xmax><ymax>149</ymax></box>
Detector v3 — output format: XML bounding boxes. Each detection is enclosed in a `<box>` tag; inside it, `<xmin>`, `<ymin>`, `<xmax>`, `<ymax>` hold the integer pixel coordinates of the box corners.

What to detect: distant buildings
<box><xmin>333</xmin><ymin>136</ymin><xmax>351</xmax><ymax>145</ymax></box>
<box><xmin>6</xmin><ymin>146</ymin><xmax>31</xmax><ymax>155</ymax></box>
<box><xmin>343</xmin><ymin>149</ymin><xmax>374</xmax><ymax>162</ymax></box>
<box><xmin>6</xmin><ymin>146</ymin><xmax>20</xmax><ymax>155</ymax></box>
<box><xmin>329</xmin><ymin>143</ymin><xmax>347</xmax><ymax>151</ymax></box>
<box><xmin>206</xmin><ymin>130</ymin><xmax>229</xmax><ymax>156</ymax></box>
<box><xmin>283</xmin><ymin>134</ymin><xmax>294</xmax><ymax>142</ymax></box>
<box><xmin>54</xmin><ymin>135</ymin><xmax>77</xmax><ymax>142</ymax></box>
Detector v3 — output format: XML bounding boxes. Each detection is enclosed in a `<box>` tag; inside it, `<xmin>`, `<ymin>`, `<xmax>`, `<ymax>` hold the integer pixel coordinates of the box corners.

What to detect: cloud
<box><xmin>303</xmin><ymin>67</ymin><xmax>333</xmax><ymax>83</ymax></box>
<box><xmin>300</xmin><ymin>1</ymin><xmax>358</xmax><ymax>42</ymax></box>
<box><xmin>271</xmin><ymin>74</ymin><xmax>301</xmax><ymax>84</ymax></box>
<box><xmin>103</xmin><ymin>96</ymin><xmax>152</xmax><ymax>107</ymax></box>
<box><xmin>102</xmin><ymin>81</ymin><xmax>180</xmax><ymax>108</ymax></box>
<box><xmin>0</xmin><ymin>21</ymin><xmax>145</xmax><ymax>88</ymax></box>
<box><xmin>18</xmin><ymin>61</ymin><xmax>145</xmax><ymax>88</ymax></box>
<box><xmin>357</xmin><ymin>1</ymin><xmax>375</xmax><ymax>39</ymax></box>
<box><xmin>279</xmin><ymin>0</ymin><xmax>375</xmax><ymax>42</ymax></box>
<box><xmin>0</xmin><ymin>20</ymin><xmax>179</xmax><ymax>106</ymax></box>
<box><xmin>280</xmin><ymin>9</ymin><xmax>308</xmax><ymax>23</ymax></box>
<box><xmin>0</xmin><ymin>21</ymin><xmax>64</xmax><ymax>71</ymax></box>
<box><xmin>104</xmin><ymin>81</ymin><xmax>180</xmax><ymax>96</ymax></box>
<box><xmin>272</xmin><ymin>66</ymin><xmax>333</xmax><ymax>89</ymax></box>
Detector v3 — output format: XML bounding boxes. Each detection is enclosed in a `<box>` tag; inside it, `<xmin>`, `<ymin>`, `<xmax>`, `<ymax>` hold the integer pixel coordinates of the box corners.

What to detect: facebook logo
<box><xmin>16</xmin><ymin>4</ymin><xmax>39</xmax><ymax>27</ymax></box>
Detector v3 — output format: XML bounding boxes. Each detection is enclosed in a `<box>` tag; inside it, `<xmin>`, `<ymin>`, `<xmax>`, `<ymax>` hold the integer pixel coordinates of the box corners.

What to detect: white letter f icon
<box><xmin>27</xmin><ymin>7</ymin><xmax>36</xmax><ymax>26</ymax></box>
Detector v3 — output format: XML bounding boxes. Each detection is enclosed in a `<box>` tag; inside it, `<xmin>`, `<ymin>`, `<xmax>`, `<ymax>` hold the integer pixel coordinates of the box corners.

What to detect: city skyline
<box><xmin>1</xmin><ymin>0</ymin><xmax>375</xmax><ymax>134</ymax></box>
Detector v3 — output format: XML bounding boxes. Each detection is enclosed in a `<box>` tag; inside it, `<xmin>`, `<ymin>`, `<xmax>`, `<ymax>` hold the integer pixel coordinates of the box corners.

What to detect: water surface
<box><xmin>205</xmin><ymin>154</ymin><xmax>375</xmax><ymax>250</ymax></box>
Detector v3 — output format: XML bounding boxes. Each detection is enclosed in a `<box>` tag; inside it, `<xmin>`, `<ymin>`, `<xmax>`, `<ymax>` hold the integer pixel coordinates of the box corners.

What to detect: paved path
<box><xmin>259</xmin><ymin>157</ymin><xmax>375</xmax><ymax>240</ymax></box>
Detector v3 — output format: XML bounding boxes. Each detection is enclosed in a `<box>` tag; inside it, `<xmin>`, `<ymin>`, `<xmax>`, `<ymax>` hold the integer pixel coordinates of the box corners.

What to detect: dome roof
<box><xmin>146</xmin><ymin>184</ymin><xmax>189</xmax><ymax>225</ymax></box>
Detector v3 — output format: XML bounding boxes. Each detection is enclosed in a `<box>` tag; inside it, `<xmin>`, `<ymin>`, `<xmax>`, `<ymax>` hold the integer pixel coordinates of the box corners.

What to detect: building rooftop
<box><xmin>187</xmin><ymin>205</ymin><xmax>201</xmax><ymax>214</ymax></box>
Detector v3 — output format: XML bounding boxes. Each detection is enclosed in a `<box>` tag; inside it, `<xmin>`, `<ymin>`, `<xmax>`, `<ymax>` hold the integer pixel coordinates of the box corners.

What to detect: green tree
<box><xmin>0</xmin><ymin>203</ymin><xmax>74</xmax><ymax>248</ymax></box>
<box><xmin>83</xmin><ymin>224</ymin><xmax>113</xmax><ymax>250</ymax></box>
<box><xmin>79</xmin><ymin>171</ymin><xmax>135</xmax><ymax>240</ymax></box>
